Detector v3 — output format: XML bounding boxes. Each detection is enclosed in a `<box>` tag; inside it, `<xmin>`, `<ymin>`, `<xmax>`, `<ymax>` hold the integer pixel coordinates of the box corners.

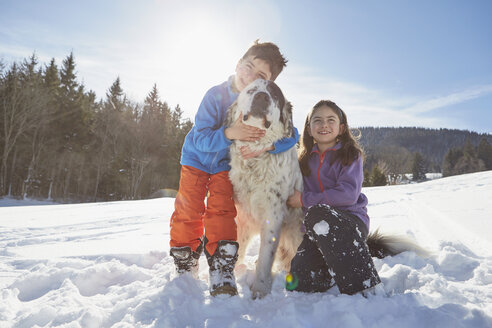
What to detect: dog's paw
<box><xmin>251</xmin><ymin>279</ymin><xmax>272</xmax><ymax>299</ymax></box>
<box><xmin>235</xmin><ymin>263</ymin><xmax>248</xmax><ymax>275</ymax></box>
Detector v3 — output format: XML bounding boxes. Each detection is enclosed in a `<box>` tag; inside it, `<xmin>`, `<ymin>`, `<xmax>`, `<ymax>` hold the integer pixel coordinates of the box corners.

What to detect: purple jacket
<box><xmin>301</xmin><ymin>143</ymin><xmax>370</xmax><ymax>229</ymax></box>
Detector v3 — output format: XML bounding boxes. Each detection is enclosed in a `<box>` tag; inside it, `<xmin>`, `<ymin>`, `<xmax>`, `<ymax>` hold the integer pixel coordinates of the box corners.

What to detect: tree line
<box><xmin>359</xmin><ymin>127</ymin><xmax>492</xmax><ymax>186</ymax></box>
<box><xmin>2</xmin><ymin>53</ymin><xmax>492</xmax><ymax>201</ymax></box>
<box><xmin>442</xmin><ymin>138</ymin><xmax>492</xmax><ymax>177</ymax></box>
<box><xmin>0</xmin><ymin>53</ymin><xmax>192</xmax><ymax>202</ymax></box>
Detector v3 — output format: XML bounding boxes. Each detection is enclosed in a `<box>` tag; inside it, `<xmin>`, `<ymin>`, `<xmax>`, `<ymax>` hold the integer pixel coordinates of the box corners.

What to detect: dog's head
<box><xmin>226</xmin><ymin>79</ymin><xmax>293</xmax><ymax>139</ymax></box>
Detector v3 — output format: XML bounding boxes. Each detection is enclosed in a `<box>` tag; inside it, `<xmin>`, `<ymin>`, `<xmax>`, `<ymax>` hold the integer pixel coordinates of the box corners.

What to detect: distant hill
<box><xmin>355</xmin><ymin>127</ymin><xmax>492</xmax><ymax>173</ymax></box>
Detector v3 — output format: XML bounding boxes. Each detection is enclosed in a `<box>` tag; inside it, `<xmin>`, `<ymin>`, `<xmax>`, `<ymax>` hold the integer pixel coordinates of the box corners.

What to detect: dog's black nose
<box><xmin>243</xmin><ymin>114</ymin><xmax>249</xmax><ymax>121</ymax></box>
<box><xmin>251</xmin><ymin>92</ymin><xmax>270</xmax><ymax>115</ymax></box>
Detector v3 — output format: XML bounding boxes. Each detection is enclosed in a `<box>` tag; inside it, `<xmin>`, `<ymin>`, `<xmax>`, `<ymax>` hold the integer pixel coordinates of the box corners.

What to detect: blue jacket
<box><xmin>180</xmin><ymin>76</ymin><xmax>299</xmax><ymax>174</ymax></box>
<box><xmin>301</xmin><ymin>143</ymin><xmax>370</xmax><ymax>229</ymax></box>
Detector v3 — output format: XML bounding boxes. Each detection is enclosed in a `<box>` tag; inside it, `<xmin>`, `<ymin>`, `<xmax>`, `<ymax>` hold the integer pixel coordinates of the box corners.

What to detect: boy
<box><xmin>169</xmin><ymin>40</ymin><xmax>299</xmax><ymax>296</ymax></box>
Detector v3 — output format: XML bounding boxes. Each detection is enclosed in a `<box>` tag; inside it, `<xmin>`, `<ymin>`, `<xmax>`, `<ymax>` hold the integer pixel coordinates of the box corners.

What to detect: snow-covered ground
<box><xmin>1</xmin><ymin>171</ymin><xmax>491</xmax><ymax>328</ymax></box>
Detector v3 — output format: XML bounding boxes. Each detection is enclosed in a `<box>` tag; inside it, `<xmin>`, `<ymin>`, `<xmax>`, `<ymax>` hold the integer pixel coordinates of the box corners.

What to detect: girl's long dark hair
<box><xmin>298</xmin><ymin>100</ymin><xmax>364</xmax><ymax>176</ymax></box>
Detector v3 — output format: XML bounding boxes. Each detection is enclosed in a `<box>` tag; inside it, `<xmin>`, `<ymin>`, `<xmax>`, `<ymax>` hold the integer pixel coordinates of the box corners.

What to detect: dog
<box><xmin>226</xmin><ymin>79</ymin><xmax>428</xmax><ymax>299</ymax></box>
<box><xmin>226</xmin><ymin>79</ymin><xmax>304</xmax><ymax>298</ymax></box>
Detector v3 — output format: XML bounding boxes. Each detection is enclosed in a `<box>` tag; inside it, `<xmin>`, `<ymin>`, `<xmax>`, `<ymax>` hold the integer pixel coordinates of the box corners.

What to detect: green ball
<box><xmin>285</xmin><ymin>273</ymin><xmax>299</xmax><ymax>291</ymax></box>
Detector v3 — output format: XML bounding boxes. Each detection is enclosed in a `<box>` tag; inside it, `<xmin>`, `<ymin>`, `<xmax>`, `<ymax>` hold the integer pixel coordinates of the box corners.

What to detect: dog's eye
<box><xmin>265</xmin><ymin>121</ymin><xmax>271</xmax><ymax>128</ymax></box>
<box><xmin>247</xmin><ymin>87</ymin><xmax>258</xmax><ymax>95</ymax></box>
<box><xmin>243</xmin><ymin>114</ymin><xmax>249</xmax><ymax>121</ymax></box>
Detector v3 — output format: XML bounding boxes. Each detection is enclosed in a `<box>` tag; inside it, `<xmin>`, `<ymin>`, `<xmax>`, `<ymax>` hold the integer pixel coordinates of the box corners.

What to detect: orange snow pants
<box><xmin>170</xmin><ymin>165</ymin><xmax>237</xmax><ymax>255</ymax></box>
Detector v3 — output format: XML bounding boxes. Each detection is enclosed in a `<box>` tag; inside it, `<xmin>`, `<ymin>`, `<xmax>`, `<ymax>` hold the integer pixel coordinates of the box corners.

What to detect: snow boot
<box><xmin>170</xmin><ymin>241</ymin><xmax>203</xmax><ymax>278</ymax></box>
<box><xmin>361</xmin><ymin>282</ymin><xmax>386</xmax><ymax>298</ymax></box>
<box><xmin>207</xmin><ymin>240</ymin><xmax>239</xmax><ymax>296</ymax></box>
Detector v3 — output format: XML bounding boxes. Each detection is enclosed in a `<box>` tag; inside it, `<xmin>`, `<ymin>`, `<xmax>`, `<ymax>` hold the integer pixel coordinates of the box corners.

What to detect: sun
<box><xmin>166</xmin><ymin>12</ymin><xmax>242</xmax><ymax>84</ymax></box>
<box><xmin>129</xmin><ymin>3</ymin><xmax>269</xmax><ymax>121</ymax></box>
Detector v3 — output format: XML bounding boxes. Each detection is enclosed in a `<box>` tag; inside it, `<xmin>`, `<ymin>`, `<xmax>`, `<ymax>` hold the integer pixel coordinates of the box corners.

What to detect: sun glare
<box><xmin>168</xmin><ymin>13</ymin><xmax>240</xmax><ymax>84</ymax></box>
<box><xmin>128</xmin><ymin>2</ymin><xmax>277</xmax><ymax>122</ymax></box>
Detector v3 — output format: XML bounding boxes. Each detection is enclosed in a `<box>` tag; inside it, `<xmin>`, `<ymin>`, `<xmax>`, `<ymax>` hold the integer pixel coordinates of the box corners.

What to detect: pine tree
<box><xmin>135</xmin><ymin>84</ymin><xmax>172</xmax><ymax>197</ymax></box>
<box><xmin>55</xmin><ymin>52</ymin><xmax>83</xmax><ymax>151</ymax></box>
<box><xmin>106</xmin><ymin>77</ymin><xmax>126</xmax><ymax>112</ymax></box>
<box><xmin>363</xmin><ymin>169</ymin><xmax>371</xmax><ymax>187</ymax></box>
<box><xmin>463</xmin><ymin>139</ymin><xmax>475</xmax><ymax>158</ymax></box>
<box><xmin>45</xmin><ymin>52</ymin><xmax>97</xmax><ymax>200</ymax></box>
<box><xmin>370</xmin><ymin>165</ymin><xmax>387</xmax><ymax>186</ymax></box>
<box><xmin>92</xmin><ymin>77</ymin><xmax>129</xmax><ymax>200</ymax></box>
<box><xmin>442</xmin><ymin>148</ymin><xmax>463</xmax><ymax>177</ymax></box>
<box><xmin>453</xmin><ymin>139</ymin><xmax>485</xmax><ymax>175</ymax></box>
<box><xmin>411</xmin><ymin>152</ymin><xmax>426</xmax><ymax>181</ymax></box>
<box><xmin>477</xmin><ymin>137</ymin><xmax>492</xmax><ymax>170</ymax></box>
<box><xmin>60</xmin><ymin>52</ymin><xmax>78</xmax><ymax>100</ymax></box>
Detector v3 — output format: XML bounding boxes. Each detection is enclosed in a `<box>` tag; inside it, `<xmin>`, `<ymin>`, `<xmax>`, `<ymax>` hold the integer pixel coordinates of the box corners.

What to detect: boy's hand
<box><xmin>225</xmin><ymin>112</ymin><xmax>265</xmax><ymax>141</ymax></box>
<box><xmin>287</xmin><ymin>190</ymin><xmax>302</xmax><ymax>208</ymax></box>
<box><xmin>240</xmin><ymin>145</ymin><xmax>274</xmax><ymax>159</ymax></box>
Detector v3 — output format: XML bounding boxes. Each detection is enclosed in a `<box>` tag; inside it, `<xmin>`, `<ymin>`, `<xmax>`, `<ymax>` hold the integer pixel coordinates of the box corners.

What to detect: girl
<box><xmin>286</xmin><ymin>100</ymin><xmax>382</xmax><ymax>295</ymax></box>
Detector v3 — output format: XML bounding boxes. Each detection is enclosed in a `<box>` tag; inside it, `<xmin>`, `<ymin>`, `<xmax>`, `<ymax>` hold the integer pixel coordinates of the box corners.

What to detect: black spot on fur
<box><xmin>266</xmin><ymin>81</ymin><xmax>285</xmax><ymax>115</ymax></box>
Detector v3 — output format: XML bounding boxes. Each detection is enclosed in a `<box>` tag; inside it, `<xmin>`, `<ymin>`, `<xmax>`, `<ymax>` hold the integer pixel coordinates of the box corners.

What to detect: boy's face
<box><xmin>234</xmin><ymin>56</ymin><xmax>272</xmax><ymax>92</ymax></box>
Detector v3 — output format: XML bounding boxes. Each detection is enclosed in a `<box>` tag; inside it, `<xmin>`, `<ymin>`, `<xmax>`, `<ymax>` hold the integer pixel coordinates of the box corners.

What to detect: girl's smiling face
<box><xmin>309</xmin><ymin>105</ymin><xmax>345</xmax><ymax>152</ymax></box>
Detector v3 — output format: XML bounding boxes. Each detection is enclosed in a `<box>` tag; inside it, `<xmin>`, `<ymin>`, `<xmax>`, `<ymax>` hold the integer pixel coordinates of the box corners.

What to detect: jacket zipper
<box><xmin>313</xmin><ymin>147</ymin><xmax>337</xmax><ymax>193</ymax></box>
<box><xmin>317</xmin><ymin>153</ymin><xmax>325</xmax><ymax>192</ymax></box>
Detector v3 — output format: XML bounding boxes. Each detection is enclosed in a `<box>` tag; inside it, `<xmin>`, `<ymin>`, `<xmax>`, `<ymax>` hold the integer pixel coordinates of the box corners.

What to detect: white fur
<box><xmin>226</xmin><ymin>80</ymin><xmax>304</xmax><ymax>298</ymax></box>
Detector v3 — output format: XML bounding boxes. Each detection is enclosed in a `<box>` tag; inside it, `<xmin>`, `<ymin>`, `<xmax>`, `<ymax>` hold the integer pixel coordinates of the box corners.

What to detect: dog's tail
<box><xmin>366</xmin><ymin>229</ymin><xmax>430</xmax><ymax>259</ymax></box>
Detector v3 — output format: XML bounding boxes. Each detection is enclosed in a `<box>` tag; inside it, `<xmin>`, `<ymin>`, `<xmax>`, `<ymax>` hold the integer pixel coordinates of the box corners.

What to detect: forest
<box><xmin>359</xmin><ymin>127</ymin><xmax>492</xmax><ymax>186</ymax></box>
<box><xmin>1</xmin><ymin>53</ymin><xmax>491</xmax><ymax>201</ymax></box>
<box><xmin>0</xmin><ymin>53</ymin><xmax>192</xmax><ymax>202</ymax></box>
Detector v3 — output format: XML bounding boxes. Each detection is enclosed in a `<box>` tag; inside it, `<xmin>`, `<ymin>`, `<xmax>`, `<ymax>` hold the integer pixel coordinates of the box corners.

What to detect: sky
<box><xmin>1</xmin><ymin>0</ymin><xmax>491</xmax><ymax>134</ymax></box>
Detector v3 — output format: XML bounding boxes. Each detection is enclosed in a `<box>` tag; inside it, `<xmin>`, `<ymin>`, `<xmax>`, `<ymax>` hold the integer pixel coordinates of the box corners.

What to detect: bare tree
<box><xmin>0</xmin><ymin>58</ymin><xmax>48</xmax><ymax>196</ymax></box>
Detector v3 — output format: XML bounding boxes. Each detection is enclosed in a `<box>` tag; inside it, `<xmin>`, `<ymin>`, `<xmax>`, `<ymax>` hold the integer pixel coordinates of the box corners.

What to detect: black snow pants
<box><xmin>289</xmin><ymin>204</ymin><xmax>381</xmax><ymax>295</ymax></box>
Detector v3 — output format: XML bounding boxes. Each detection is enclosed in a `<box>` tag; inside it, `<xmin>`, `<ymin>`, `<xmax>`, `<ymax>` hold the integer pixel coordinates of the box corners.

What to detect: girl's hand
<box><xmin>240</xmin><ymin>145</ymin><xmax>274</xmax><ymax>159</ymax></box>
<box><xmin>225</xmin><ymin>112</ymin><xmax>266</xmax><ymax>141</ymax></box>
<box><xmin>287</xmin><ymin>190</ymin><xmax>302</xmax><ymax>208</ymax></box>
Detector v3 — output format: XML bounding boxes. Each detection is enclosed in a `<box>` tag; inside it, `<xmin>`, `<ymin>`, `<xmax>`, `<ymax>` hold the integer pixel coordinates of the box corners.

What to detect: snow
<box><xmin>313</xmin><ymin>220</ymin><xmax>330</xmax><ymax>236</ymax></box>
<box><xmin>1</xmin><ymin>171</ymin><xmax>492</xmax><ymax>327</ymax></box>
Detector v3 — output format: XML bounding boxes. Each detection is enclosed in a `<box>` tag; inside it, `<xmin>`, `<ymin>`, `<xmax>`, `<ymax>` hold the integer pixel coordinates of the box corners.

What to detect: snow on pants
<box><xmin>289</xmin><ymin>204</ymin><xmax>381</xmax><ymax>295</ymax></box>
<box><xmin>170</xmin><ymin>165</ymin><xmax>237</xmax><ymax>255</ymax></box>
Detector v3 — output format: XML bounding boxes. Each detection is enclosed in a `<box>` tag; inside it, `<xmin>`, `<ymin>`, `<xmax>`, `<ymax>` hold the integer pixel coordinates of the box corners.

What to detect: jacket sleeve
<box><xmin>191</xmin><ymin>89</ymin><xmax>233</xmax><ymax>153</ymax></box>
<box><xmin>269</xmin><ymin>127</ymin><xmax>300</xmax><ymax>154</ymax></box>
<box><xmin>302</xmin><ymin>156</ymin><xmax>364</xmax><ymax>208</ymax></box>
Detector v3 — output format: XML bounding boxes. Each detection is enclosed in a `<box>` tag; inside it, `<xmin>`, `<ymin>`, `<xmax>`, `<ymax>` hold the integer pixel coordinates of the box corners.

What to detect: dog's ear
<box><xmin>282</xmin><ymin>101</ymin><xmax>294</xmax><ymax>138</ymax></box>
<box><xmin>225</xmin><ymin>100</ymin><xmax>238</xmax><ymax>127</ymax></box>
<box><xmin>267</xmin><ymin>82</ymin><xmax>286</xmax><ymax>124</ymax></box>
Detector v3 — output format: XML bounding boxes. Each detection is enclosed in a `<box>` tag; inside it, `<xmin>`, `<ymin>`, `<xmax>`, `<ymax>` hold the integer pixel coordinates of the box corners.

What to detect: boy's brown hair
<box><xmin>241</xmin><ymin>40</ymin><xmax>288</xmax><ymax>81</ymax></box>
